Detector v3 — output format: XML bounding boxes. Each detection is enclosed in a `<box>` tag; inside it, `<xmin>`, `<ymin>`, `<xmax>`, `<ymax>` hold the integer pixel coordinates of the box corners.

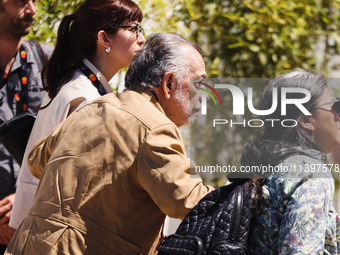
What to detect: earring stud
<box><xmin>106</xmin><ymin>47</ymin><xmax>111</xmax><ymax>53</ymax></box>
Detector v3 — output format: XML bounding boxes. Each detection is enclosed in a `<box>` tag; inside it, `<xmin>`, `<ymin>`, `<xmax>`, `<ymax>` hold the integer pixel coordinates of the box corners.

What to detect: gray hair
<box><xmin>125</xmin><ymin>33</ymin><xmax>202</xmax><ymax>90</ymax></box>
<box><xmin>261</xmin><ymin>69</ymin><xmax>327</xmax><ymax>150</ymax></box>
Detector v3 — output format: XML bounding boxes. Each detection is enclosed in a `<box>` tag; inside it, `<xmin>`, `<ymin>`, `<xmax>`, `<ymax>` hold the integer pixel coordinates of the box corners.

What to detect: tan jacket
<box><xmin>6</xmin><ymin>90</ymin><xmax>213</xmax><ymax>255</ymax></box>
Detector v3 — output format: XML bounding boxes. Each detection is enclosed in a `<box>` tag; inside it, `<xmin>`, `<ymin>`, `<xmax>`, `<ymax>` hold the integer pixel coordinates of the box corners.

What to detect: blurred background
<box><xmin>27</xmin><ymin>0</ymin><xmax>340</xmax><ymax>213</ymax></box>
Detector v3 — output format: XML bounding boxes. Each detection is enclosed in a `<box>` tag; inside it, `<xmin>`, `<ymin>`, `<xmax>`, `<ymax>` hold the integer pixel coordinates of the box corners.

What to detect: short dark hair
<box><xmin>125</xmin><ymin>33</ymin><xmax>202</xmax><ymax>90</ymax></box>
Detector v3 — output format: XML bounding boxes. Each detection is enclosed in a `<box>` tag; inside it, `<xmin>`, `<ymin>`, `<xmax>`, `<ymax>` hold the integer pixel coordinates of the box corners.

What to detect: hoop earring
<box><xmin>106</xmin><ymin>47</ymin><xmax>111</xmax><ymax>53</ymax></box>
<box><xmin>68</xmin><ymin>20</ymin><xmax>75</xmax><ymax>32</ymax></box>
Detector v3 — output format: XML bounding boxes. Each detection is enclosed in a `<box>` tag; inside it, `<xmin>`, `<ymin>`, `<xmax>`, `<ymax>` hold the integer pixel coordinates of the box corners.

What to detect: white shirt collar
<box><xmin>82</xmin><ymin>59</ymin><xmax>112</xmax><ymax>94</ymax></box>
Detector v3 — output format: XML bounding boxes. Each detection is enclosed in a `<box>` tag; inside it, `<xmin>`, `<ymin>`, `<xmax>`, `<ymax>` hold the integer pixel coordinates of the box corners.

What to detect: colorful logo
<box><xmin>89</xmin><ymin>74</ymin><xmax>97</xmax><ymax>82</ymax></box>
<box><xmin>20</xmin><ymin>50</ymin><xmax>27</xmax><ymax>59</ymax></box>
<box><xmin>197</xmin><ymin>82</ymin><xmax>222</xmax><ymax>106</ymax></box>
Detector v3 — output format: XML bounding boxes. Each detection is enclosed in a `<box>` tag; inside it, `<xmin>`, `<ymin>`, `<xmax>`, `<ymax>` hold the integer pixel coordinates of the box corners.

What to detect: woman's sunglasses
<box><xmin>312</xmin><ymin>97</ymin><xmax>340</xmax><ymax>116</ymax></box>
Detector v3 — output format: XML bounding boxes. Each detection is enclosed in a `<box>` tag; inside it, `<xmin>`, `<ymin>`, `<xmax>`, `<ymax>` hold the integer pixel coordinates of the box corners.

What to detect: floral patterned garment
<box><xmin>248</xmin><ymin>148</ymin><xmax>340</xmax><ymax>254</ymax></box>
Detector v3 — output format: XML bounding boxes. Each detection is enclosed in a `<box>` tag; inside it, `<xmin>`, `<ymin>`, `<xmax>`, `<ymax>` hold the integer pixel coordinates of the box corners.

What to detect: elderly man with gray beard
<box><xmin>5</xmin><ymin>33</ymin><xmax>214</xmax><ymax>255</ymax></box>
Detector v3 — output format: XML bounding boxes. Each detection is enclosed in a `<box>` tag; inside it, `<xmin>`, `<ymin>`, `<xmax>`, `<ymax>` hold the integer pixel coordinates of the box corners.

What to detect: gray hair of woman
<box><xmin>239</xmin><ymin>70</ymin><xmax>327</xmax><ymax>215</ymax></box>
<box><xmin>125</xmin><ymin>32</ymin><xmax>202</xmax><ymax>90</ymax></box>
<box><xmin>260</xmin><ymin>69</ymin><xmax>326</xmax><ymax>150</ymax></box>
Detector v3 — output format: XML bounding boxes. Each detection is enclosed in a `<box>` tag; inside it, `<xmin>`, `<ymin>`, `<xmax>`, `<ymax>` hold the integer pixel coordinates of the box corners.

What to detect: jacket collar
<box><xmin>132</xmin><ymin>88</ymin><xmax>166</xmax><ymax>116</ymax></box>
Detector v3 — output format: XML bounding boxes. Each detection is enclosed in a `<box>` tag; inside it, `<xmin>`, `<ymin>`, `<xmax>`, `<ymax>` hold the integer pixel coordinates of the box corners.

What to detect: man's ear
<box><xmin>97</xmin><ymin>30</ymin><xmax>110</xmax><ymax>50</ymax></box>
<box><xmin>299</xmin><ymin>115</ymin><xmax>314</xmax><ymax>132</ymax></box>
<box><xmin>161</xmin><ymin>72</ymin><xmax>175</xmax><ymax>100</ymax></box>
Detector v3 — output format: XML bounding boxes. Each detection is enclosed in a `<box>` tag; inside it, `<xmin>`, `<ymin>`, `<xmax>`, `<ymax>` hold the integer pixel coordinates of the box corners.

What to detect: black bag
<box><xmin>0</xmin><ymin>113</ymin><xmax>35</xmax><ymax>165</ymax></box>
<box><xmin>157</xmin><ymin>179</ymin><xmax>256</xmax><ymax>255</ymax></box>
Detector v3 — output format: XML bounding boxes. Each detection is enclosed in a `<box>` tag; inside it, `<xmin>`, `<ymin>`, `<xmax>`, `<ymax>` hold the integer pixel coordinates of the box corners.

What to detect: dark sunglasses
<box><xmin>118</xmin><ymin>24</ymin><xmax>144</xmax><ymax>37</ymax></box>
<box><xmin>312</xmin><ymin>97</ymin><xmax>340</xmax><ymax>116</ymax></box>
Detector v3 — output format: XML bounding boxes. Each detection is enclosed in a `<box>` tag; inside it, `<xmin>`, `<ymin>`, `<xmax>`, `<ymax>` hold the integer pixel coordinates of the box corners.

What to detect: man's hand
<box><xmin>0</xmin><ymin>194</ymin><xmax>15</xmax><ymax>245</ymax></box>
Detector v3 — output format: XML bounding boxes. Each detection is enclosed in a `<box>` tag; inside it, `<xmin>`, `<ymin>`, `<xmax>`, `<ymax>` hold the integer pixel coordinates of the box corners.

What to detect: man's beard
<box><xmin>11</xmin><ymin>16</ymin><xmax>33</xmax><ymax>38</ymax></box>
<box><xmin>173</xmin><ymin>88</ymin><xmax>191</xmax><ymax>126</ymax></box>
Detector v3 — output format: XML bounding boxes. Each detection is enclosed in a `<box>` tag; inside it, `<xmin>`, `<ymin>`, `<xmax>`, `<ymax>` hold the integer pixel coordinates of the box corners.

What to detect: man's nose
<box><xmin>25</xmin><ymin>0</ymin><xmax>36</xmax><ymax>16</ymax></box>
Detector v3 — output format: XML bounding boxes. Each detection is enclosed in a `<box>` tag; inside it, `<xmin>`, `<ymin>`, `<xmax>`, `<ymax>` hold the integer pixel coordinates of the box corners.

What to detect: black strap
<box><xmin>17</xmin><ymin>44</ymin><xmax>28</xmax><ymax>113</ymax></box>
<box><xmin>28</xmin><ymin>40</ymin><xmax>47</xmax><ymax>71</ymax></box>
<box><xmin>0</xmin><ymin>43</ymin><xmax>42</xmax><ymax>114</ymax></box>
<box><xmin>79</xmin><ymin>63</ymin><xmax>107</xmax><ymax>96</ymax></box>
<box><xmin>0</xmin><ymin>70</ymin><xmax>7</xmax><ymax>91</ymax></box>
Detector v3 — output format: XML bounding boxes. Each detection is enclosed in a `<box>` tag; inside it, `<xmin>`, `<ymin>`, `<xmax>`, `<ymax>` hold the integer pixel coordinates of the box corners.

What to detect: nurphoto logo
<box><xmin>194</xmin><ymin>79</ymin><xmax>312</xmax><ymax>129</ymax></box>
<box><xmin>189</xmin><ymin>77</ymin><xmax>338</xmax><ymax>179</ymax></box>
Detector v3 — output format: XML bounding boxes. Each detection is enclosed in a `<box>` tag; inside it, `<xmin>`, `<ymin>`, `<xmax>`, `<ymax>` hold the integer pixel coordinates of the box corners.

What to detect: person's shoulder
<box><xmin>88</xmin><ymin>90</ymin><xmax>175</xmax><ymax>130</ymax></box>
<box><xmin>26</xmin><ymin>40</ymin><xmax>53</xmax><ymax>58</ymax></box>
<box><xmin>273</xmin><ymin>153</ymin><xmax>331</xmax><ymax>179</ymax></box>
<box><xmin>22</xmin><ymin>40</ymin><xmax>53</xmax><ymax>70</ymax></box>
<box><xmin>280</xmin><ymin>153</ymin><xmax>319</xmax><ymax>166</ymax></box>
<box><xmin>58</xmin><ymin>71</ymin><xmax>98</xmax><ymax>96</ymax></box>
<box><xmin>49</xmin><ymin>74</ymin><xmax>101</xmax><ymax>112</ymax></box>
<box><xmin>267</xmin><ymin>155</ymin><xmax>334</xmax><ymax>196</ymax></box>
<box><xmin>38</xmin><ymin>43</ymin><xmax>54</xmax><ymax>59</ymax></box>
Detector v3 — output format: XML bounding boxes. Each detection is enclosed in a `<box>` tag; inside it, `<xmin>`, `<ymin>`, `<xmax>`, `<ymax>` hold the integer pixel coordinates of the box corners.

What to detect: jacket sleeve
<box><xmin>27</xmin><ymin>122</ymin><xmax>62</xmax><ymax>179</ymax></box>
<box><xmin>137</xmin><ymin>123</ymin><xmax>214</xmax><ymax>219</ymax></box>
<box><xmin>278</xmin><ymin>177</ymin><xmax>334</xmax><ymax>254</ymax></box>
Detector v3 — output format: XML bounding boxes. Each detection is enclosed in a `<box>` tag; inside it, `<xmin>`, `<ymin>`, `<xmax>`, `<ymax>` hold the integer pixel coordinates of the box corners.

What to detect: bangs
<box><xmin>121</xmin><ymin>0</ymin><xmax>143</xmax><ymax>23</ymax></box>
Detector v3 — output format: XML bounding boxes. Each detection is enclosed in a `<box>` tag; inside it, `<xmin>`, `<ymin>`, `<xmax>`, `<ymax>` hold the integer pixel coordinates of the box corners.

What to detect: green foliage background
<box><xmin>29</xmin><ymin>0</ymin><xmax>340</xmax><ymax>77</ymax></box>
<box><xmin>27</xmin><ymin>0</ymin><xmax>340</xmax><ymax>188</ymax></box>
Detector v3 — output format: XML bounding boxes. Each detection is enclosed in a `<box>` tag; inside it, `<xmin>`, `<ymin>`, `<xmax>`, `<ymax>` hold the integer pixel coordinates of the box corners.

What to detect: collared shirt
<box><xmin>0</xmin><ymin>40</ymin><xmax>52</xmax><ymax>200</ymax></box>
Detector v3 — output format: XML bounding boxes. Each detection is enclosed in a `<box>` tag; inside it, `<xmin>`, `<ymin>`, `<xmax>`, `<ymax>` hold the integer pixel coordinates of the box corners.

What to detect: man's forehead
<box><xmin>181</xmin><ymin>46</ymin><xmax>204</xmax><ymax>65</ymax></box>
<box><xmin>181</xmin><ymin>45</ymin><xmax>202</xmax><ymax>59</ymax></box>
<box><xmin>187</xmin><ymin>51</ymin><xmax>206</xmax><ymax>77</ymax></box>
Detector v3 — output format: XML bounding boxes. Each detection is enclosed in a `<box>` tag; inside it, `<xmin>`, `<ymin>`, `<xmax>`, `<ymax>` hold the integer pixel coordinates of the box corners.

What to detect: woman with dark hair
<box><xmin>243</xmin><ymin>70</ymin><xmax>340</xmax><ymax>254</ymax></box>
<box><xmin>10</xmin><ymin>0</ymin><xmax>145</xmax><ymax>230</ymax></box>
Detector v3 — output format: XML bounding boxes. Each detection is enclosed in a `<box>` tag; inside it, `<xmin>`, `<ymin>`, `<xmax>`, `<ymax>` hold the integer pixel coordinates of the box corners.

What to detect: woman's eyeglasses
<box><xmin>118</xmin><ymin>24</ymin><xmax>144</xmax><ymax>38</ymax></box>
<box><xmin>312</xmin><ymin>97</ymin><xmax>340</xmax><ymax>116</ymax></box>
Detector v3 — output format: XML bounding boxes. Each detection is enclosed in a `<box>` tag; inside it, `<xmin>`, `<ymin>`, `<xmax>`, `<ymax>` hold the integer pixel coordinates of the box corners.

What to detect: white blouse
<box><xmin>10</xmin><ymin>59</ymin><xmax>112</xmax><ymax>229</ymax></box>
